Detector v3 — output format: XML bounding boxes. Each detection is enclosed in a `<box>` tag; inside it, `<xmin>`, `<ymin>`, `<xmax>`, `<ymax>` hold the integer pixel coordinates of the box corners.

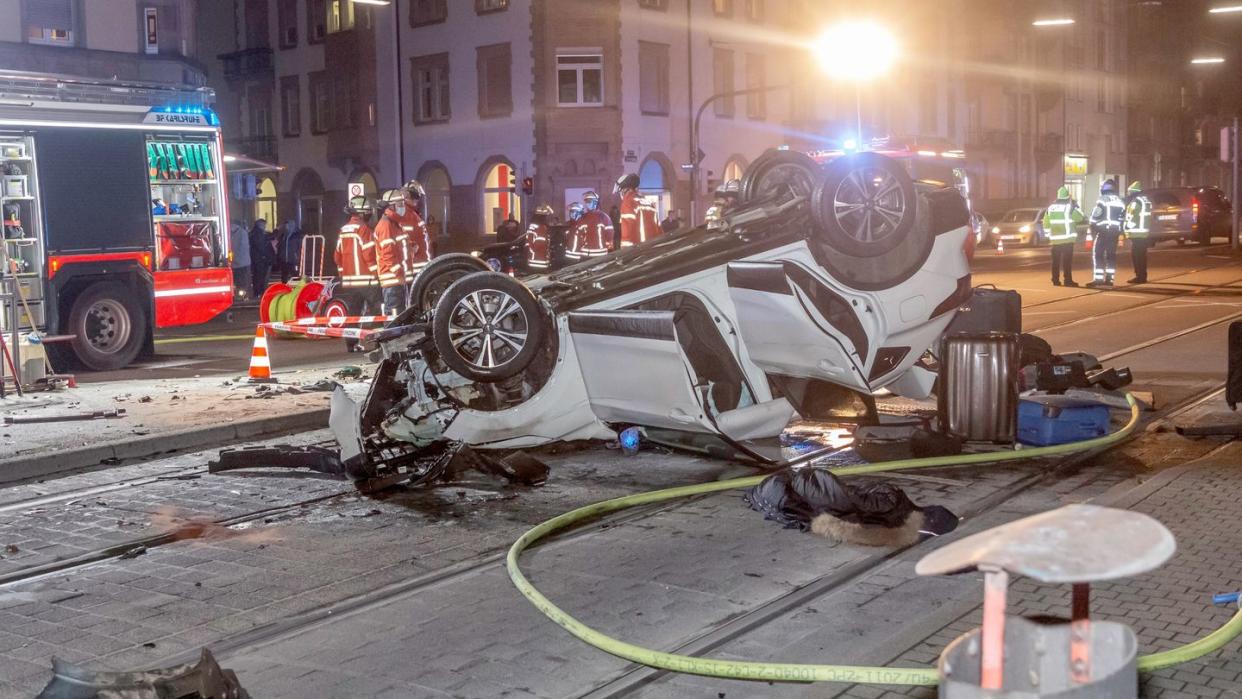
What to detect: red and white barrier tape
<box><xmin>262</xmin><ymin>322</ymin><xmax>375</xmax><ymax>340</ymax></box>
<box><xmin>284</xmin><ymin>314</ymin><xmax>394</xmax><ymax>327</ymax></box>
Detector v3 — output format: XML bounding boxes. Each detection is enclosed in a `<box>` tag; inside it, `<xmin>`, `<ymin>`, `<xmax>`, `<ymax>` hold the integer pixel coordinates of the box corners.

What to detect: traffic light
<box><xmin>508</xmin><ymin>171</ymin><xmax>517</xmax><ymax>192</ymax></box>
<box><xmin>522</xmin><ymin>177</ymin><xmax>534</xmax><ymax>196</ymax></box>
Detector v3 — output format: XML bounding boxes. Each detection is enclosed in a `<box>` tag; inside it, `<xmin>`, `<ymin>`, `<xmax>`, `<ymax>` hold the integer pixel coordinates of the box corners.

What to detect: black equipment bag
<box><xmin>1229</xmin><ymin>321</ymin><xmax>1242</xmax><ymax>410</ymax></box>
<box><xmin>944</xmin><ymin>284</ymin><xmax>1021</xmax><ymax>337</ymax></box>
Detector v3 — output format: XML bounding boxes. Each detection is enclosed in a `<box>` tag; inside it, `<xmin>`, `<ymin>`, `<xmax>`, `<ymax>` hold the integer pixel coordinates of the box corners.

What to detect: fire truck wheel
<box><xmin>406</xmin><ymin>253</ymin><xmax>491</xmax><ymax>320</ymax></box>
<box><xmin>432</xmin><ymin>272</ymin><xmax>546</xmax><ymax>383</ymax></box>
<box><xmin>67</xmin><ymin>283</ymin><xmax>144</xmax><ymax>371</ymax></box>
<box><xmin>811</xmin><ymin>152</ymin><xmax>917</xmax><ymax>258</ymax></box>
<box><xmin>739</xmin><ymin>149</ymin><xmax>820</xmax><ymax>205</ymax></box>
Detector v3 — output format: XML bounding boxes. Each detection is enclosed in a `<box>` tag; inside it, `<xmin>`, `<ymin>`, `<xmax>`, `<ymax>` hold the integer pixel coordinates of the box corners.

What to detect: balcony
<box><xmin>233</xmin><ymin>134</ymin><xmax>277</xmax><ymax>162</ymax></box>
<box><xmin>219</xmin><ymin>48</ymin><xmax>274</xmax><ymax>82</ymax></box>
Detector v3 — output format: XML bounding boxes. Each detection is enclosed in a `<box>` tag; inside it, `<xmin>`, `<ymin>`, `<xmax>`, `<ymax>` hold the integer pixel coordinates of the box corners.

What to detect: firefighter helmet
<box><xmin>402</xmin><ymin>179</ymin><xmax>426</xmax><ymax>200</ymax></box>
<box><xmin>567</xmin><ymin>202</ymin><xmax>584</xmax><ymax>220</ymax></box>
<box><xmin>613</xmin><ymin>173</ymin><xmax>640</xmax><ymax>194</ymax></box>
<box><xmin>345</xmin><ymin>195</ymin><xmax>372</xmax><ymax>216</ymax></box>
<box><xmin>1127</xmin><ymin>180</ymin><xmax>1142</xmax><ymax>195</ymax></box>
<box><xmin>534</xmin><ymin>204</ymin><xmax>555</xmax><ymax>217</ymax></box>
<box><xmin>583</xmin><ymin>190</ymin><xmax>600</xmax><ymax>211</ymax></box>
<box><xmin>1101</xmin><ymin>179</ymin><xmax>1118</xmax><ymax>195</ymax></box>
<box><xmin>1056</xmin><ymin>186</ymin><xmax>1070</xmax><ymax>199</ymax></box>
<box><xmin>718</xmin><ymin>179</ymin><xmax>741</xmax><ymax>196</ymax></box>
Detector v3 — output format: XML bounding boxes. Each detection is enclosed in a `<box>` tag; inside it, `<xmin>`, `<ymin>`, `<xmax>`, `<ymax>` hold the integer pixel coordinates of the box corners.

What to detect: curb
<box><xmin>0</xmin><ymin>407</ymin><xmax>330</xmax><ymax>486</ymax></box>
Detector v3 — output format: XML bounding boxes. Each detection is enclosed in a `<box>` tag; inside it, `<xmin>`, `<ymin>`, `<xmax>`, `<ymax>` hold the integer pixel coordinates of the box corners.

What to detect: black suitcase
<box><xmin>1228</xmin><ymin>321</ymin><xmax>1242</xmax><ymax>410</ymax></box>
<box><xmin>944</xmin><ymin>285</ymin><xmax>1022</xmax><ymax>337</ymax></box>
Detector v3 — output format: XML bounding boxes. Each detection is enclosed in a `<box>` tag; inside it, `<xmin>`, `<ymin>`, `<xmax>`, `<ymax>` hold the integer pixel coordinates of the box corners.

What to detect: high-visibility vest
<box><xmin>1042</xmin><ymin>201</ymin><xmax>1083</xmax><ymax>244</ymax></box>
<box><xmin>1089</xmin><ymin>195</ymin><xmax>1126</xmax><ymax>230</ymax></box>
<box><xmin>1124</xmin><ymin>195</ymin><xmax>1152</xmax><ymax>238</ymax></box>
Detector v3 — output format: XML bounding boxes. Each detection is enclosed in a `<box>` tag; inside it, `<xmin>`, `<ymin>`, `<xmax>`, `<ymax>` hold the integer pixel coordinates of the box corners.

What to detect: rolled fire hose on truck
<box><xmin>506</xmin><ymin>394</ymin><xmax>1242</xmax><ymax>686</ymax></box>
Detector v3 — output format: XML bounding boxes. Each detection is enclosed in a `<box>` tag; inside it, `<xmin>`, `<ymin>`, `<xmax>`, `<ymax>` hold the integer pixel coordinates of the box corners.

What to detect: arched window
<box><xmin>255</xmin><ymin>177</ymin><xmax>278</xmax><ymax>227</ymax></box>
<box><xmin>482</xmin><ymin>160</ymin><xmax>521</xmax><ymax>232</ymax></box>
<box><xmin>723</xmin><ymin>158</ymin><xmax>746</xmax><ymax>183</ymax></box>
<box><xmin>419</xmin><ymin>163</ymin><xmax>451</xmax><ymax>237</ymax></box>
<box><xmin>638</xmin><ymin>157</ymin><xmax>671</xmax><ymax>219</ymax></box>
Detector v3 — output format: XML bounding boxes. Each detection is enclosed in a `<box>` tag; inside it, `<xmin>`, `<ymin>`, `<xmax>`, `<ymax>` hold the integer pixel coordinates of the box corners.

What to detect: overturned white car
<box><xmin>331</xmin><ymin>150</ymin><xmax>974</xmax><ymax>480</ymax></box>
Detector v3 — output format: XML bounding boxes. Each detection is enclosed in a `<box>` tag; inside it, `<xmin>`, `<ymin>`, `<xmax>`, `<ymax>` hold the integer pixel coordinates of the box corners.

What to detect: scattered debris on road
<box><xmin>2</xmin><ymin>408</ymin><xmax>126</xmax><ymax>424</ymax></box>
<box><xmin>35</xmin><ymin>648</ymin><xmax>251</xmax><ymax>699</ymax></box>
<box><xmin>209</xmin><ymin>444</ymin><xmax>347</xmax><ymax>478</ymax></box>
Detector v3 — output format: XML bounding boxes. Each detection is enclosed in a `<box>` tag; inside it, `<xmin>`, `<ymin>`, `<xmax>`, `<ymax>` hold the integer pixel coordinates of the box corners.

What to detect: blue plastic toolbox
<box><xmin>1017</xmin><ymin>395</ymin><xmax>1110</xmax><ymax>446</ymax></box>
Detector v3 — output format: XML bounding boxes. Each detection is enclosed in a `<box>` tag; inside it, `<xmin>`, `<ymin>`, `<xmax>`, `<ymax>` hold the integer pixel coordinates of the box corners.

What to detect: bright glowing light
<box><xmin>350</xmin><ymin>0</ymin><xmax>391</xmax><ymax>5</ymax></box>
<box><xmin>223</xmin><ymin>155</ymin><xmax>237</xmax><ymax>163</ymax></box>
<box><xmin>991</xmin><ymin>226</ymin><xmax>1000</xmax><ymax>234</ymax></box>
<box><xmin>842</xmin><ymin>138</ymin><xmax>859</xmax><ymax>151</ymax></box>
<box><xmin>1191</xmin><ymin>57</ymin><xmax>1226</xmax><ymax>64</ymax></box>
<box><xmin>1019</xmin><ymin>225</ymin><xmax>1032</xmax><ymax>233</ymax></box>
<box><xmin>1209</xmin><ymin>5</ymin><xmax>1242</xmax><ymax>13</ymax></box>
<box><xmin>812</xmin><ymin>21</ymin><xmax>899</xmax><ymax>82</ymax></box>
<box><xmin>1032</xmin><ymin>18</ymin><xmax>1075</xmax><ymax>26</ymax></box>
<box><xmin>917</xmin><ymin>150</ymin><xmax>938</xmax><ymax>157</ymax></box>
<box><xmin>941</xmin><ymin>150</ymin><xmax>966</xmax><ymax>159</ymax></box>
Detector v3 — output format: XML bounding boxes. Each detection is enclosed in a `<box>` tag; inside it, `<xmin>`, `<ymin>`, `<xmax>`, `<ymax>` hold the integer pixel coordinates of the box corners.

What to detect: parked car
<box><xmin>1144</xmin><ymin>187</ymin><xmax>1233</xmax><ymax>245</ymax></box>
<box><xmin>332</xmin><ymin>149</ymin><xmax>973</xmax><ymax>476</ymax></box>
<box><xmin>990</xmin><ymin>208</ymin><xmax>1046</xmax><ymax>247</ymax></box>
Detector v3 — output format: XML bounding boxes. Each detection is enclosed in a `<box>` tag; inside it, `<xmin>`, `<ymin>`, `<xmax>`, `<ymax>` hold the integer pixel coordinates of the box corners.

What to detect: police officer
<box><xmin>1042</xmin><ymin>186</ymin><xmax>1084</xmax><ymax>287</ymax></box>
<box><xmin>373</xmin><ymin>189</ymin><xmax>409</xmax><ymax>313</ymax></box>
<box><xmin>525</xmin><ymin>204</ymin><xmax>554</xmax><ymax>271</ymax></box>
<box><xmin>1124</xmin><ymin>181</ymin><xmax>1153</xmax><ymax>284</ymax></box>
<box><xmin>615</xmin><ymin>173</ymin><xmax>663</xmax><ymax>247</ymax></box>
<box><xmin>570</xmin><ymin>191</ymin><xmax>614</xmax><ymax>260</ymax></box>
<box><xmin>1087</xmin><ymin>180</ymin><xmax>1125</xmax><ymax>287</ymax></box>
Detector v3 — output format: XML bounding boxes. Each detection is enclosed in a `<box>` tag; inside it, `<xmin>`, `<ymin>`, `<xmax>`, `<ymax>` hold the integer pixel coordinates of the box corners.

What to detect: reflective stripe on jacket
<box><xmin>333</xmin><ymin>218</ymin><xmax>378</xmax><ymax>287</ymax></box>
<box><xmin>1089</xmin><ymin>195</ymin><xmax>1126</xmax><ymax>230</ymax></box>
<box><xmin>1125</xmin><ymin>195</ymin><xmax>1153</xmax><ymax>238</ymax></box>
<box><xmin>573</xmin><ymin>210</ymin><xmax>615</xmax><ymax>257</ymax></box>
<box><xmin>525</xmin><ymin>222</ymin><xmax>550</xmax><ymax>268</ymax></box>
<box><xmin>373</xmin><ymin>211</ymin><xmax>406</xmax><ymax>288</ymax></box>
<box><xmin>619</xmin><ymin>191</ymin><xmax>663</xmax><ymax>246</ymax></box>
<box><xmin>1041</xmin><ymin>201</ymin><xmax>1084</xmax><ymax>244</ymax></box>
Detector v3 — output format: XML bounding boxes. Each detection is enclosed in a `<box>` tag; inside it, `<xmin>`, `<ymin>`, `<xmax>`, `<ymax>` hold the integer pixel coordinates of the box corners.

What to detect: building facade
<box><xmin>0</xmin><ymin>0</ymin><xmax>205</xmax><ymax>86</ymax></box>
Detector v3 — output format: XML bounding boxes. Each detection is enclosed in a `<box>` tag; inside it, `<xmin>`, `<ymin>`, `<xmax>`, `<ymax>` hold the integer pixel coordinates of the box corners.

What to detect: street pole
<box><xmin>689</xmin><ymin>84</ymin><xmax>789</xmax><ymax>224</ymax></box>
<box><xmin>1233</xmin><ymin>116</ymin><xmax>1239</xmax><ymax>252</ymax></box>
<box><xmin>855</xmin><ymin>85</ymin><xmax>863</xmax><ymax>142</ymax></box>
<box><xmin>393</xmin><ymin>0</ymin><xmax>406</xmax><ymax>183</ymax></box>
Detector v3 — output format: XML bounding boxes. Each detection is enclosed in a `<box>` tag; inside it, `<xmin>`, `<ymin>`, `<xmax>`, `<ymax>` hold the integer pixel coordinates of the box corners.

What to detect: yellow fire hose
<box><xmin>506</xmin><ymin>394</ymin><xmax>1242</xmax><ymax>685</ymax></box>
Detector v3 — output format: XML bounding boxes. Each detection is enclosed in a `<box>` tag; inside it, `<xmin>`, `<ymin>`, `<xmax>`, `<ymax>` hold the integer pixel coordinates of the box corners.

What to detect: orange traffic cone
<box><xmin>247</xmin><ymin>325</ymin><xmax>276</xmax><ymax>383</ymax></box>
<box><xmin>996</xmin><ymin>238</ymin><xmax>1004</xmax><ymax>255</ymax></box>
<box><xmin>1084</xmin><ymin>233</ymin><xmax>1094</xmax><ymax>252</ymax></box>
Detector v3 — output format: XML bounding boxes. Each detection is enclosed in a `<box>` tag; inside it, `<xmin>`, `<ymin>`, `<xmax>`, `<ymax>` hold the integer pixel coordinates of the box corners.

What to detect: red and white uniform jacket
<box><xmin>399</xmin><ymin>208</ymin><xmax>433</xmax><ymax>275</ymax></box>
<box><xmin>619</xmin><ymin>191</ymin><xmax>662</xmax><ymax>247</ymax></box>
<box><xmin>524</xmin><ymin>221</ymin><xmax>550</xmax><ymax>270</ymax></box>
<box><xmin>373</xmin><ymin>209</ymin><xmax>406</xmax><ymax>289</ymax></box>
<box><xmin>571</xmin><ymin>210</ymin><xmax>614</xmax><ymax>259</ymax></box>
<box><xmin>333</xmin><ymin>215</ymin><xmax>377</xmax><ymax>287</ymax></box>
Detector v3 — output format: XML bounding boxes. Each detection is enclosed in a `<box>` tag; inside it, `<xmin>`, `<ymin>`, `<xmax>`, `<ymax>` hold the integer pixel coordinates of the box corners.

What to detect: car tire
<box><xmin>432</xmin><ymin>272</ymin><xmax>547</xmax><ymax>383</ymax></box>
<box><xmin>401</xmin><ymin>253</ymin><xmax>491</xmax><ymax>322</ymax></box>
<box><xmin>739</xmin><ymin>149</ymin><xmax>820</xmax><ymax>205</ymax></box>
<box><xmin>811</xmin><ymin>151</ymin><xmax>917</xmax><ymax>258</ymax></box>
<box><xmin>66</xmin><ymin>282</ymin><xmax>144</xmax><ymax>371</ymax></box>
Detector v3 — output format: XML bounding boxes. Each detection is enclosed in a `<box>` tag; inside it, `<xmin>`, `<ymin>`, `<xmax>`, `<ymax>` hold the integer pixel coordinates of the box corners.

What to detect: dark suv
<box><xmin>1144</xmin><ymin>186</ymin><xmax>1233</xmax><ymax>245</ymax></box>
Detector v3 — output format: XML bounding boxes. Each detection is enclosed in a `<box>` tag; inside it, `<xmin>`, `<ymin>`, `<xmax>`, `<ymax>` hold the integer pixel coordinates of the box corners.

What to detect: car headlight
<box><xmin>1019</xmin><ymin>225</ymin><xmax>1031</xmax><ymax>233</ymax></box>
<box><xmin>991</xmin><ymin>226</ymin><xmax>1000</xmax><ymax>234</ymax></box>
<box><xmin>470</xmin><ymin>250</ymin><xmax>481</xmax><ymax>257</ymax></box>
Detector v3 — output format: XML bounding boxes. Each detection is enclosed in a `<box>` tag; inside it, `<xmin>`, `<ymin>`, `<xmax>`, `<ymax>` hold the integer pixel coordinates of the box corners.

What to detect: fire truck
<box><xmin>0</xmin><ymin>70</ymin><xmax>233</xmax><ymax>371</ymax></box>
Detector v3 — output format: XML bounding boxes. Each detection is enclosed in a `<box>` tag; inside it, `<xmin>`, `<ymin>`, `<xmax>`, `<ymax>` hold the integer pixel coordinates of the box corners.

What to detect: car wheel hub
<box><xmin>447</xmin><ymin>289</ymin><xmax>528</xmax><ymax>370</ymax></box>
<box><xmin>833</xmin><ymin>168</ymin><xmax>907</xmax><ymax>244</ymax></box>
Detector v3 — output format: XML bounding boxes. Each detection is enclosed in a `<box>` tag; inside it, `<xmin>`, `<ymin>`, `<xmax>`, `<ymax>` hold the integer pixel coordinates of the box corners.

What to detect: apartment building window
<box><xmin>307</xmin><ymin>0</ymin><xmax>326</xmax><ymax>44</ymax></box>
<box><xmin>280</xmin><ymin>76</ymin><xmax>301</xmax><ymax>137</ymax></box>
<box><xmin>412</xmin><ymin>53</ymin><xmax>451</xmax><ymax>123</ymax></box>
<box><xmin>639</xmin><ymin>0</ymin><xmax>668</xmax><ymax>8</ymax></box>
<box><xmin>477</xmin><ymin>43</ymin><xmax>513</xmax><ymax>118</ymax></box>
<box><xmin>744</xmin><ymin>0</ymin><xmax>763</xmax><ymax>22</ymax></box>
<box><xmin>713</xmin><ymin>48</ymin><xmax>734</xmax><ymax>117</ymax></box>
<box><xmin>245</xmin><ymin>0</ymin><xmax>270</xmax><ymax>49</ymax></box>
<box><xmin>249</xmin><ymin>92</ymin><xmax>273</xmax><ymax>141</ymax></box>
<box><xmin>476</xmin><ymin>0</ymin><xmax>508</xmax><ymax>13</ymax></box>
<box><xmin>327</xmin><ymin>0</ymin><xmax>354</xmax><ymax>33</ymax></box>
<box><xmin>410</xmin><ymin>0</ymin><xmax>447</xmax><ymax>26</ymax></box>
<box><xmin>310</xmin><ymin>71</ymin><xmax>330</xmax><ymax>133</ymax></box>
<box><xmin>713</xmin><ymin>0</ymin><xmax>732</xmax><ymax>16</ymax></box>
<box><xmin>557</xmin><ymin>53</ymin><xmax>603</xmax><ymax>106</ymax></box>
<box><xmin>277</xmin><ymin>0</ymin><xmax>297</xmax><ymax>48</ymax></box>
<box><xmin>745</xmin><ymin>53</ymin><xmax>765</xmax><ymax>119</ymax></box>
<box><xmin>639</xmin><ymin>41</ymin><xmax>670</xmax><ymax>115</ymax></box>
<box><xmin>24</xmin><ymin>0</ymin><xmax>74</xmax><ymax>45</ymax></box>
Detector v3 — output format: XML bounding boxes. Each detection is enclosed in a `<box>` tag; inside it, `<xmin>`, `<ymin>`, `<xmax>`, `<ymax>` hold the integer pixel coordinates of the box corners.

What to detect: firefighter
<box><xmin>335</xmin><ymin>194</ymin><xmax>380</xmax><ymax>298</ymax></box>
<box><xmin>525</xmin><ymin>204</ymin><xmax>555</xmax><ymax>271</ymax></box>
<box><xmin>1087</xmin><ymin>180</ymin><xmax>1125</xmax><ymax>287</ymax></box>
<box><xmin>373</xmin><ymin>189</ymin><xmax>409</xmax><ymax>313</ymax></box>
<box><xmin>570</xmin><ymin>191</ymin><xmax>615</xmax><ymax>260</ymax></box>
<box><xmin>566</xmin><ymin>201</ymin><xmax>584</xmax><ymax>224</ymax></box>
<box><xmin>397</xmin><ymin>179</ymin><xmax>433</xmax><ymax>279</ymax></box>
<box><xmin>1042</xmin><ymin>186</ymin><xmax>1084</xmax><ymax>287</ymax></box>
<box><xmin>615</xmin><ymin>174</ymin><xmax>663</xmax><ymax>247</ymax></box>
<box><xmin>705</xmin><ymin>179</ymin><xmax>741</xmax><ymax>230</ymax></box>
<box><xmin>1124</xmin><ymin>180</ymin><xmax>1153</xmax><ymax>284</ymax></box>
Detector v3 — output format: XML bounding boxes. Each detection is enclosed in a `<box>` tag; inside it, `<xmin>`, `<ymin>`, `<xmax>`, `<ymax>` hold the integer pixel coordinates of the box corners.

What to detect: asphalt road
<box><xmin>81</xmin><ymin>239</ymin><xmax>1242</xmax><ymax>386</ymax></box>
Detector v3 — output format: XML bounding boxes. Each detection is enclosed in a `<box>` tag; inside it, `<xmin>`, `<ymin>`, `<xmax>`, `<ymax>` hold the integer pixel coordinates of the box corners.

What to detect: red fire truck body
<box><xmin>0</xmin><ymin>71</ymin><xmax>232</xmax><ymax>370</ymax></box>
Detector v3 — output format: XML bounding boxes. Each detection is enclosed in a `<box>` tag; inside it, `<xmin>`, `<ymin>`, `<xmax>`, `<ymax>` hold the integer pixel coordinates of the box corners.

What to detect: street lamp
<box><xmin>1032</xmin><ymin>18</ymin><xmax>1075</xmax><ymax>26</ymax></box>
<box><xmin>1209</xmin><ymin>5</ymin><xmax>1242</xmax><ymax>13</ymax></box>
<box><xmin>810</xmin><ymin>21</ymin><xmax>900</xmax><ymax>143</ymax></box>
<box><xmin>1191</xmin><ymin>56</ymin><xmax>1227</xmax><ymax>64</ymax></box>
